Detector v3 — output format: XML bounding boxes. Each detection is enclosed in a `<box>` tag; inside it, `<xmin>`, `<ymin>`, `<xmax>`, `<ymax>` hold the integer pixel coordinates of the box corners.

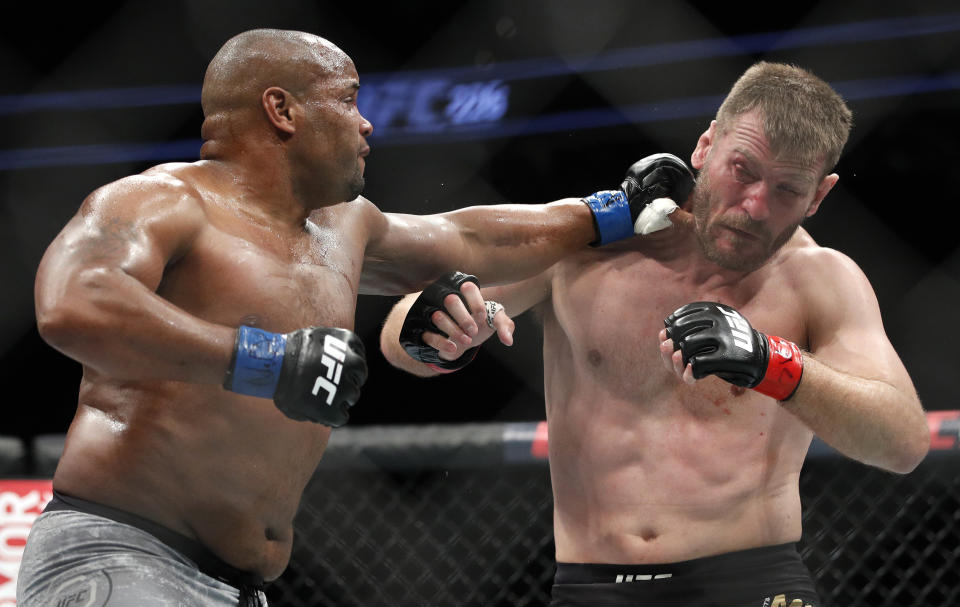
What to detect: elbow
<box><xmin>36</xmin><ymin>300</ymin><xmax>89</xmax><ymax>355</ymax></box>
<box><xmin>35</xmin><ymin>268</ymin><xmax>111</xmax><ymax>354</ymax></box>
<box><xmin>887</xmin><ymin>425</ymin><xmax>931</xmax><ymax>475</ymax></box>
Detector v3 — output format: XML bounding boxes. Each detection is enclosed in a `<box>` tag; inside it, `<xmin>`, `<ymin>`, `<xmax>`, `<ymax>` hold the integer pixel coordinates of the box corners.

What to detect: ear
<box><xmin>262</xmin><ymin>87</ymin><xmax>297</xmax><ymax>135</ymax></box>
<box><xmin>690</xmin><ymin>120</ymin><xmax>717</xmax><ymax>170</ymax></box>
<box><xmin>805</xmin><ymin>173</ymin><xmax>838</xmax><ymax>218</ymax></box>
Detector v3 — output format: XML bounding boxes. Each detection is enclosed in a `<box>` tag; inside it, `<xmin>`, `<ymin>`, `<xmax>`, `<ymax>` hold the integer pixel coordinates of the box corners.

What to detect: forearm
<box><xmin>36</xmin><ymin>267</ymin><xmax>235</xmax><ymax>384</ymax></box>
<box><xmin>363</xmin><ymin>198</ymin><xmax>595</xmax><ymax>296</ymax></box>
<box><xmin>442</xmin><ymin>152</ymin><xmax>693</xmax><ymax>279</ymax></box>
<box><xmin>440</xmin><ymin>199</ymin><xmax>595</xmax><ymax>283</ymax></box>
<box><xmin>781</xmin><ymin>356</ymin><xmax>929</xmax><ymax>473</ymax></box>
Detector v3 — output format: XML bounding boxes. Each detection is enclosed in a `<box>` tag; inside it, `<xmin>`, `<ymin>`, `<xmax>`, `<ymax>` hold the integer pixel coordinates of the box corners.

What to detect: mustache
<box><xmin>715</xmin><ymin>213</ymin><xmax>772</xmax><ymax>241</ymax></box>
<box><xmin>690</xmin><ymin>182</ymin><xmax>772</xmax><ymax>242</ymax></box>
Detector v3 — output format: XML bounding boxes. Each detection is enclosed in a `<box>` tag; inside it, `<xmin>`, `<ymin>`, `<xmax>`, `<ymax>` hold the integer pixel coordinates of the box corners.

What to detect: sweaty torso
<box><xmin>542</xmin><ymin>234</ymin><xmax>815</xmax><ymax>565</ymax></box>
<box><xmin>52</xmin><ymin>163</ymin><xmax>369</xmax><ymax>581</ymax></box>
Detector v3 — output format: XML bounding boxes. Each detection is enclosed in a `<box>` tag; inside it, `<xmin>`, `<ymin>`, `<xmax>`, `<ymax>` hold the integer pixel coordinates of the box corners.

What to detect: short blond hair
<box><xmin>716</xmin><ymin>62</ymin><xmax>852</xmax><ymax>174</ymax></box>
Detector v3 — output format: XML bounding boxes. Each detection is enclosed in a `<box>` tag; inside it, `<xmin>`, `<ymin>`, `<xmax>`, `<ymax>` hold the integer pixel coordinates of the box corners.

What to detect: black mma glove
<box><xmin>399</xmin><ymin>271</ymin><xmax>481</xmax><ymax>373</ymax></box>
<box><xmin>664</xmin><ymin>302</ymin><xmax>803</xmax><ymax>401</ymax></box>
<box><xmin>583</xmin><ymin>153</ymin><xmax>695</xmax><ymax>245</ymax></box>
<box><xmin>223</xmin><ymin>325</ymin><xmax>368</xmax><ymax>426</ymax></box>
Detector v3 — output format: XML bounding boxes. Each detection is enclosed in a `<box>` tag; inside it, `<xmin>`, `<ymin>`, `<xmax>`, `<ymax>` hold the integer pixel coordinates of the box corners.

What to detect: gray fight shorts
<box><xmin>17</xmin><ymin>494</ymin><xmax>267</xmax><ymax>607</ymax></box>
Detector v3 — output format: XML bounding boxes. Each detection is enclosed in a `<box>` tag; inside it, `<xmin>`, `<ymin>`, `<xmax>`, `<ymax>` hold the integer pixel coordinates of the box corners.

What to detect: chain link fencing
<box><xmin>261</xmin><ymin>418</ymin><xmax>960</xmax><ymax>607</ymax></box>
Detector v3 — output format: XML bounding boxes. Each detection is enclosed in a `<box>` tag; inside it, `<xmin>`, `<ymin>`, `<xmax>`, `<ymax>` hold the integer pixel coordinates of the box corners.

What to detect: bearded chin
<box><xmin>694</xmin><ymin>226</ymin><xmax>759</xmax><ymax>271</ymax></box>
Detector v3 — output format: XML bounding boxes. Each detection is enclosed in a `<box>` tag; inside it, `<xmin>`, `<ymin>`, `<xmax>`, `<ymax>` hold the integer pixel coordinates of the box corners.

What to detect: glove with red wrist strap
<box><xmin>663</xmin><ymin>301</ymin><xmax>803</xmax><ymax>401</ymax></box>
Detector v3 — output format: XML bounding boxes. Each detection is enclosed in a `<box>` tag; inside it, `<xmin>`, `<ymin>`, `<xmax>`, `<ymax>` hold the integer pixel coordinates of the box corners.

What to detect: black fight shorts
<box><xmin>550</xmin><ymin>543</ymin><xmax>820</xmax><ymax>607</ymax></box>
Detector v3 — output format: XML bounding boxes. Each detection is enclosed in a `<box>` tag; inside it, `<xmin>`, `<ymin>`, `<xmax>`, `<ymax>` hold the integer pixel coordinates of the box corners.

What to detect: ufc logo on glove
<box><xmin>225</xmin><ymin>324</ymin><xmax>368</xmax><ymax>426</ymax></box>
<box><xmin>718</xmin><ymin>306</ymin><xmax>754</xmax><ymax>352</ymax></box>
<box><xmin>664</xmin><ymin>301</ymin><xmax>803</xmax><ymax>401</ymax></box>
<box><xmin>312</xmin><ymin>334</ymin><xmax>348</xmax><ymax>405</ymax></box>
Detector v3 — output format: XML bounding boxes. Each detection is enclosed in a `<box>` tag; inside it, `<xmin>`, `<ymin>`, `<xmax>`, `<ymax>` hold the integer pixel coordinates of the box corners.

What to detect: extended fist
<box><xmin>662</xmin><ymin>302</ymin><xmax>803</xmax><ymax>401</ymax></box>
<box><xmin>584</xmin><ymin>153</ymin><xmax>695</xmax><ymax>245</ymax></box>
<box><xmin>224</xmin><ymin>325</ymin><xmax>368</xmax><ymax>427</ymax></box>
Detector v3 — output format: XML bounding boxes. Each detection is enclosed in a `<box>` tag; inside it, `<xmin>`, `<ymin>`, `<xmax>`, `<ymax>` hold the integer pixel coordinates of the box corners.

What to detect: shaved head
<box><xmin>201</xmin><ymin>29</ymin><xmax>352</xmax><ymax>117</ymax></box>
<box><xmin>198</xmin><ymin>29</ymin><xmax>371</xmax><ymax>203</ymax></box>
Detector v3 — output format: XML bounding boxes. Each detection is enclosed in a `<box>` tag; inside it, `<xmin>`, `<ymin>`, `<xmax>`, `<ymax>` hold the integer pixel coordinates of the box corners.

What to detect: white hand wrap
<box><xmin>633</xmin><ymin>197</ymin><xmax>679</xmax><ymax>235</ymax></box>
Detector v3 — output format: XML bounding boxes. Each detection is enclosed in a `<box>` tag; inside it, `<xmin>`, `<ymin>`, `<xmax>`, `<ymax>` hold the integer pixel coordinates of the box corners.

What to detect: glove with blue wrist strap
<box><xmin>224</xmin><ymin>324</ymin><xmax>368</xmax><ymax>427</ymax></box>
<box><xmin>584</xmin><ymin>153</ymin><xmax>695</xmax><ymax>245</ymax></box>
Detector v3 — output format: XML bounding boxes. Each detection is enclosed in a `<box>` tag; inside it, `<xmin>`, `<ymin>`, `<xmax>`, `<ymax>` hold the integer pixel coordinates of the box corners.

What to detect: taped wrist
<box><xmin>223</xmin><ymin>325</ymin><xmax>287</xmax><ymax>398</ymax></box>
<box><xmin>583</xmin><ymin>190</ymin><xmax>633</xmax><ymax>246</ymax></box>
<box><xmin>752</xmin><ymin>335</ymin><xmax>804</xmax><ymax>401</ymax></box>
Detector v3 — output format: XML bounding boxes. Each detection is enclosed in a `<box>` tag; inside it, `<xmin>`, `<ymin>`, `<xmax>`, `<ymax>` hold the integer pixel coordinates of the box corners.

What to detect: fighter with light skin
<box><xmin>381</xmin><ymin>63</ymin><xmax>929</xmax><ymax>606</ymax></box>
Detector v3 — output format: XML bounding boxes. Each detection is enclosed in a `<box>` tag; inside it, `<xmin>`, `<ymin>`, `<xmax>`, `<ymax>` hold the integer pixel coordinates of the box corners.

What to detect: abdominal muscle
<box><xmin>546</xmin><ymin>379</ymin><xmax>811</xmax><ymax>565</ymax></box>
<box><xmin>52</xmin><ymin>377</ymin><xmax>331</xmax><ymax>581</ymax></box>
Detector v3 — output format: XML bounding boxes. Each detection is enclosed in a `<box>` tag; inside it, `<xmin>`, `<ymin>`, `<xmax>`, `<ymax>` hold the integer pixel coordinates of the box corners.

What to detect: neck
<box><xmin>686</xmin><ymin>252</ymin><xmax>756</xmax><ymax>288</ymax></box>
<box><xmin>201</xmin><ymin>136</ymin><xmax>312</xmax><ymax>231</ymax></box>
<box><xmin>645</xmin><ymin>227</ymin><xmax>759</xmax><ymax>287</ymax></box>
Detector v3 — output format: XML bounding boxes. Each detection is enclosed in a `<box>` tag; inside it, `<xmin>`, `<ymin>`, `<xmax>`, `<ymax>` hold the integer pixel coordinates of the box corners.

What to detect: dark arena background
<box><xmin>1</xmin><ymin>1</ymin><xmax>959</xmax><ymax>606</ymax></box>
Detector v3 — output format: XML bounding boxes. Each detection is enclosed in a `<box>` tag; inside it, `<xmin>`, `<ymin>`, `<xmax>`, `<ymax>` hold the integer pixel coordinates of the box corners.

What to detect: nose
<box><xmin>359</xmin><ymin>113</ymin><xmax>373</xmax><ymax>137</ymax></box>
<box><xmin>739</xmin><ymin>181</ymin><xmax>770</xmax><ymax>221</ymax></box>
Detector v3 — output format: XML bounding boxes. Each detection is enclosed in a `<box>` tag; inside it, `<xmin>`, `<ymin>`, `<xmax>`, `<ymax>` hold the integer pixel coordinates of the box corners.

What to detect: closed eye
<box><xmin>733</xmin><ymin>163</ymin><xmax>756</xmax><ymax>183</ymax></box>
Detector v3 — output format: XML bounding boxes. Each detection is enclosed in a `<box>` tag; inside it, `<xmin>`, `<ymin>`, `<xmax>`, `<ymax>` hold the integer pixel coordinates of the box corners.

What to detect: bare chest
<box><xmin>157</xmin><ymin>219</ymin><xmax>364</xmax><ymax>332</ymax></box>
<box><xmin>542</xmin><ymin>250</ymin><xmax>814</xmax><ymax>512</ymax></box>
<box><xmin>545</xmin><ymin>250</ymin><xmax>807</xmax><ymax>405</ymax></box>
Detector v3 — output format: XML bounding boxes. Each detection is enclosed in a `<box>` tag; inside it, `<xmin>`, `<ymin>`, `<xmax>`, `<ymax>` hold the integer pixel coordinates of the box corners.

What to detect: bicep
<box><xmin>361</xmin><ymin>207</ymin><xmax>466</xmax><ymax>294</ymax></box>
<box><xmin>38</xmin><ymin>177</ymin><xmax>204</xmax><ymax>294</ymax></box>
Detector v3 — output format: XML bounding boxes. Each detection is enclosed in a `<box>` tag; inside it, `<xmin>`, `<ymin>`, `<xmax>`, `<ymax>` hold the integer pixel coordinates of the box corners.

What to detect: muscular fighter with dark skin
<box><xmin>30</xmin><ymin>29</ymin><xmax>602</xmax><ymax>586</ymax></box>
